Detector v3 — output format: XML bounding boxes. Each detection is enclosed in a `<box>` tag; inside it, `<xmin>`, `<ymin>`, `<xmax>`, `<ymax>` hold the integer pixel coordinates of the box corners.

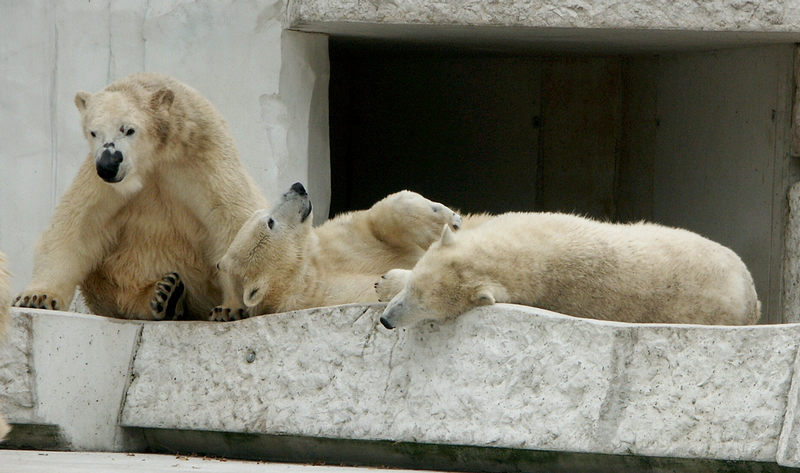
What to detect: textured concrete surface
<box><xmin>0</xmin><ymin>312</ymin><xmax>34</xmax><ymax>422</ymax></box>
<box><xmin>287</xmin><ymin>0</ymin><xmax>800</xmax><ymax>32</ymax></box>
<box><xmin>121</xmin><ymin>304</ymin><xmax>800</xmax><ymax>465</ymax></box>
<box><xmin>4</xmin><ymin>305</ymin><xmax>800</xmax><ymax>467</ymax></box>
<box><xmin>0</xmin><ymin>309</ymin><xmax>143</xmax><ymax>450</ymax></box>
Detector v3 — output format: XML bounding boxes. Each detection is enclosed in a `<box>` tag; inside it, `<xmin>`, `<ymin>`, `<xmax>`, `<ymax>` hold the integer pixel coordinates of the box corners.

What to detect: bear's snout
<box><xmin>379</xmin><ymin>316</ymin><xmax>394</xmax><ymax>329</ymax></box>
<box><xmin>290</xmin><ymin>182</ymin><xmax>307</xmax><ymax>196</ymax></box>
<box><xmin>96</xmin><ymin>149</ymin><xmax>124</xmax><ymax>182</ymax></box>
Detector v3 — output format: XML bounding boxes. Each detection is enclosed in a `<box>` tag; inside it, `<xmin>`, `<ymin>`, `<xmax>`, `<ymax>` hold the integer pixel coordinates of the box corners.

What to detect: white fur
<box><xmin>14</xmin><ymin>73</ymin><xmax>267</xmax><ymax>320</ymax></box>
<box><xmin>381</xmin><ymin>212</ymin><xmax>761</xmax><ymax>328</ymax></box>
<box><xmin>212</xmin><ymin>187</ymin><xmax>462</xmax><ymax>320</ymax></box>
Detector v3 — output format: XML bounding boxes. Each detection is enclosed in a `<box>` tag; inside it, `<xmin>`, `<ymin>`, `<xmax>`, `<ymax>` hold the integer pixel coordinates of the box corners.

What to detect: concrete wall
<box><xmin>646</xmin><ymin>45</ymin><xmax>799</xmax><ymax>324</ymax></box>
<box><xmin>5</xmin><ymin>306</ymin><xmax>800</xmax><ymax>470</ymax></box>
<box><xmin>0</xmin><ymin>1</ymin><xmax>330</xmax><ymax>295</ymax></box>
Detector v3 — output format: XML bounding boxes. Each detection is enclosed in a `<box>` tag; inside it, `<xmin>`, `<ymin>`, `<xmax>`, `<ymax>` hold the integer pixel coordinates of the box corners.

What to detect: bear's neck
<box><xmin>264</xmin><ymin>238</ymin><xmax>324</xmax><ymax>313</ymax></box>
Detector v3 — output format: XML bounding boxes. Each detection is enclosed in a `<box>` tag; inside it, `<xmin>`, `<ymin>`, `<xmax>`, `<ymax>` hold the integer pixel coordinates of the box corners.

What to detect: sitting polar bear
<box><xmin>379</xmin><ymin>212</ymin><xmax>761</xmax><ymax>329</ymax></box>
<box><xmin>212</xmin><ymin>183</ymin><xmax>462</xmax><ymax>320</ymax></box>
<box><xmin>0</xmin><ymin>253</ymin><xmax>9</xmax><ymax>441</ymax></box>
<box><xmin>13</xmin><ymin>73</ymin><xmax>267</xmax><ymax>320</ymax></box>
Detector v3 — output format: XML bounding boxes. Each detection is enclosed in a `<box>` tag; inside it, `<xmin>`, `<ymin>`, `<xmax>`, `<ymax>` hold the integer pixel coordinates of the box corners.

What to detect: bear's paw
<box><xmin>375</xmin><ymin>269</ymin><xmax>411</xmax><ymax>302</ymax></box>
<box><xmin>12</xmin><ymin>292</ymin><xmax>63</xmax><ymax>310</ymax></box>
<box><xmin>209</xmin><ymin>306</ymin><xmax>249</xmax><ymax>322</ymax></box>
<box><xmin>149</xmin><ymin>272</ymin><xmax>186</xmax><ymax>320</ymax></box>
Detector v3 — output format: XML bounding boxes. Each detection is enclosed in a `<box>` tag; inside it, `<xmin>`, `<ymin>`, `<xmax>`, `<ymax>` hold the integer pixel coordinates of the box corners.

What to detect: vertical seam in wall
<box><xmin>772</xmin><ymin>47</ymin><xmax>795</xmax><ymax>324</ymax></box>
<box><xmin>21</xmin><ymin>313</ymin><xmax>37</xmax><ymax>418</ymax></box>
<box><xmin>49</xmin><ymin>19</ymin><xmax>59</xmax><ymax>212</ymax></box>
<box><xmin>114</xmin><ymin>324</ymin><xmax>145</xmax><ymax>442</ymax></box>
<box><xmin>776</xmin><ymin>343</ymin><xmax>800</xmax><ymax>465</ymax></box>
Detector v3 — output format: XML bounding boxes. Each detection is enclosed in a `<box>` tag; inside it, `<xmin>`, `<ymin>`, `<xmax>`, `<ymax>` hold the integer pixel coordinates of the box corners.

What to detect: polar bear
<box><xmin>211</xmin><ymin>183</ymin><xmax>462</xmax><ymax>320</ymax></box>
<box><xmin>0</xmin><ymin>253</ymin><xmax>10</xmax><ymax>441</ymax></box>
<box><xmin>13</xmin><ymin>73</ymin><xmax>267</xmax><ymax>320</ymax></box>
<box><xmin>379</xmin><ymin>212</ymin><xmax>761</xmax><ymax>329</ymax></box>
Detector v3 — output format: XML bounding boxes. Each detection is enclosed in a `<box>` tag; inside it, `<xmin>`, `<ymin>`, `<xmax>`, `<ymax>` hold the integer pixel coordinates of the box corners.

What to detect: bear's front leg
<box><xmin>15</xmin><ymin>159</ymin><xmax>128</xmax><ymax>312</ymax></box>
<box><xmin>368</xmin><ymin>191</ymin><xmax>462</xmax><ymax>251</ymax></box>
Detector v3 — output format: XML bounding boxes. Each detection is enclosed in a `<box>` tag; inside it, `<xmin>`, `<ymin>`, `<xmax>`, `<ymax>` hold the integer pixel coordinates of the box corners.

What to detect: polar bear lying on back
<box><xmin>379</xmin><ymin>212</ymin><xmax>761</xmax><ymax>329</ymax></box>
<box><xmin>212</xmin><ymin>183</ymin><xmax>462</xmax><ymax>320</ymax></box>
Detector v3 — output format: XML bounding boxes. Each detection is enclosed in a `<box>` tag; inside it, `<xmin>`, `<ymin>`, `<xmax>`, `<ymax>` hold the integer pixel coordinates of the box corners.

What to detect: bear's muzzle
<box><xmin>96</xmin><ymin>149</ymin><xmax>124</xmax><ymax>183</ymax></box>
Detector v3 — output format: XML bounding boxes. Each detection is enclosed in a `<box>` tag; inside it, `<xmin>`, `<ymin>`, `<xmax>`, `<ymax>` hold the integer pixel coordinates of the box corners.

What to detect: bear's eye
<box><xmin>126</xmin><ymin>128</ymin><xmax>135</xmax><ymax>136</ymax></box>
<box><xmin>267</xmin><ymin>218</ymin><xmax>275</xmax><ymax>230</ymax></box>
<box><xmin>216</xmin><ymin>262</ymin><xmax>220</xmax><ymax>271</ymax></box>
<box><xmin>90</xmin><ymin>131</ymin><xmax>96</xmax><ymax>138</ymax></box>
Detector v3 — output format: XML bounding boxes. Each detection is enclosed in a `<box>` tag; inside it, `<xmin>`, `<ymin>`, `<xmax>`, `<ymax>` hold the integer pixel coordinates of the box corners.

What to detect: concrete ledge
<box><xmin>286</xmin><ymin>0</ymin><xmax>800</xmax><ymax>52</ymax></box>
<box><xmin>3</xmin><ymin>306</ymin><xmax>800</xmax><ymax>470</ymax></box>
<box><xmin>0</xmin><ymin>309</ymin><xmax>144</xmax><ymax>451</ymax></box>
<box><xmin>288</xmin><ymin>0</ymin><xmax>800</xmax><ymax>32</ymax></box>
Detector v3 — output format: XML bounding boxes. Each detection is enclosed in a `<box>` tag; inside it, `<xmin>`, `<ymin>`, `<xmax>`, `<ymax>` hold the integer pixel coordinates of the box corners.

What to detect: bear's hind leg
<box><xmin>149</xmin><ymin>272</ymin><xmax>186</xmax><ymax>320</ymax></box>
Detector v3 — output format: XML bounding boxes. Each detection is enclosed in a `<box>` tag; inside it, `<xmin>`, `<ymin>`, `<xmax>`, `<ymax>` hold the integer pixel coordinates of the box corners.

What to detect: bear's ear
<box><xmin>439</xmin><ymin>225</ymin><xmax>457</xmax><ymax>247</ymax></box>
<box><xmin>243</xmin><ymin>281</ymin><xmax>267</xmax><ymax>308</ymax></box>
<box><xmin>473</xmin><ymin>287</ymin><xmax>496</xmax><ymax>306</ymax></box>
<box><xmin>150</xmin><ymin>88</ymin><xmax>175</xmax><ymax>112</ymax></box>
<box><xmin>74</xmin><ymin>91</ymin><xmax>91</xmax><ymax>112</ymax></box>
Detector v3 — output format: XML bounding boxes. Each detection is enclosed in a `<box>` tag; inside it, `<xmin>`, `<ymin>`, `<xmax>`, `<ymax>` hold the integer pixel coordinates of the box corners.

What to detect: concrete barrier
<box><xmin>2</xmin><ymin>305</ymin><xmax>800</xmax><ymax>470</ymax></box>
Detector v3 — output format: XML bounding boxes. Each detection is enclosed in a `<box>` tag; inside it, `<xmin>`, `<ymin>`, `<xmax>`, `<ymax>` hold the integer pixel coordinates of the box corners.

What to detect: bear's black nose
<box><xmin>379</xmin><ymin>317</ymin><xmax>394</xmax><ymax>329</ymax></box>
<box><xmin>96</xmin><ymin>149</ymin><xmax>124</xmax><ymax>182</ymax></box>
<box><xmin>290</xmin><ymin>182</ymin><xmax>307</xmax><ymax>196</ymax></box>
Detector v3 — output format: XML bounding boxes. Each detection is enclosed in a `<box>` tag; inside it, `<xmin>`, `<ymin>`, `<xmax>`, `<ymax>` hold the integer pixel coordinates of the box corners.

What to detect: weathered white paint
<box><xmin>0</xmin><ymin>0</ymin><xmax>330</xmax><ymax>295</ymax></box>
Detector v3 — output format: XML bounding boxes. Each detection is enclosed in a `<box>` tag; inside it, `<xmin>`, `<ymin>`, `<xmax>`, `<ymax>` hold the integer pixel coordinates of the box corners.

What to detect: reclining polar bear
<box><xmin>212</xmin><ymin>183</ymin><xmax>462</xmax><ymax>320</ymax></box>
<box><xmin>379</xmin><ymin>212</ymin><xmax>761</xmax><ymax>329</ymax></box>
